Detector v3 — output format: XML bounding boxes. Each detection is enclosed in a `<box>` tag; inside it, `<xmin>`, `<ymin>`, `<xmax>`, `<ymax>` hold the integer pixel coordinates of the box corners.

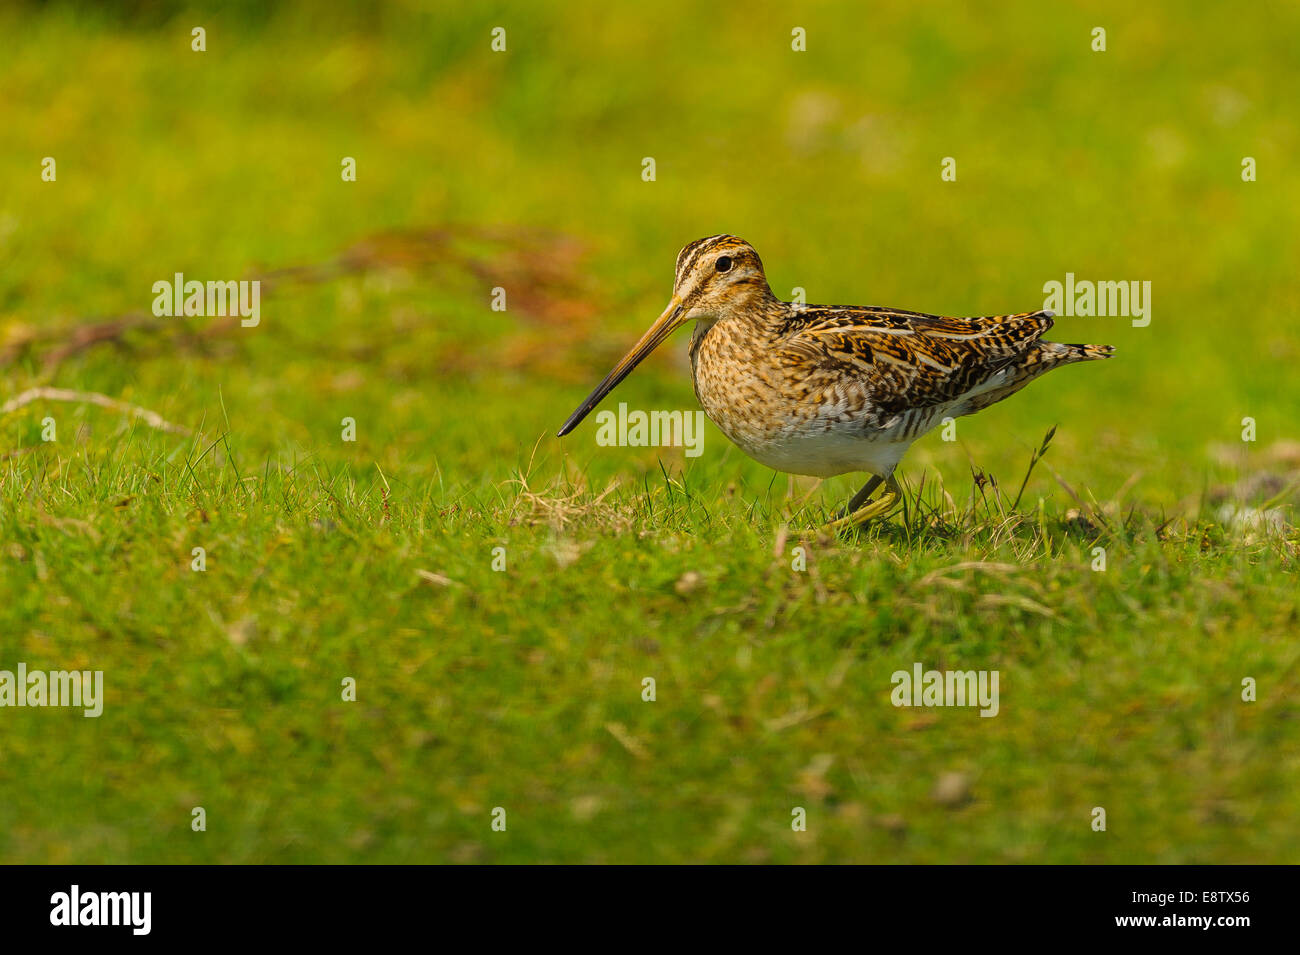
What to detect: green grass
<box><xmin>0</xmin><ymin>0</ymin><xmax>1297</xmax><ymax>863</ymax></box>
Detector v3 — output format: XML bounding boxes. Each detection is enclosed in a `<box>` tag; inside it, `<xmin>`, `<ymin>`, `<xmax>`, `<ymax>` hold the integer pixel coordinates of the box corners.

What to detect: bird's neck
<box><xmin>690</xmin><ymin>294</ymin><xmax>790</xmax><ymax>367</ymax></box>
<box><xmin>716</xmin><ymin>289</ymin><xmax>790</xmax><ymax>337</ymax></box>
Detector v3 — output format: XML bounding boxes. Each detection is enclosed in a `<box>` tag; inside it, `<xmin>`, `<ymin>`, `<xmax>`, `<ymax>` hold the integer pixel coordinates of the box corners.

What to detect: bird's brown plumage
<box><xmin>563</xmin><ymin>234</ymin><xmax>1113</xmax><ymax>485</ymax></box>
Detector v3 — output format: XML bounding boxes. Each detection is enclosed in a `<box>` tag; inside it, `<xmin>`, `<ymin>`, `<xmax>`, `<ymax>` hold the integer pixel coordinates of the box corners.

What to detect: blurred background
<box><xmin>3</xmin><ymin>0</ymin><xmax>1296</xmax><ymax>499</ymax></box>
<box><xmin>0</xmin><ymin>1</ymin><xmax>1296</xmax><ymax>863</ymax></box>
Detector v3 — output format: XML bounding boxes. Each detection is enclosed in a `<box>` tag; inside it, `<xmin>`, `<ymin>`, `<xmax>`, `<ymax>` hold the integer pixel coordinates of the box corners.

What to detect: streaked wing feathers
<box><xmin>776</xmin><ymin>306</ymin><xmax>1056</xmax><ymax>424</ymax></box>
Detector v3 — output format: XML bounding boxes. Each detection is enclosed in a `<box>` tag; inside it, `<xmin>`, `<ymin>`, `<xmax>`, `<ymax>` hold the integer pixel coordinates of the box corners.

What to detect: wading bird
<box><xmin>557</xmin><ymin>235</ymin><xmax>1113</xmax><ymax>530</ymax></box>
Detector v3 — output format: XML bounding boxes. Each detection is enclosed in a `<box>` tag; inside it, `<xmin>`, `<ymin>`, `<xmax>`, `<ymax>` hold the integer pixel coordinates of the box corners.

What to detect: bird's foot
<box><xmin>823</xmin><ymin>476</ymin><xmax>903</xmax><ymax>533</ymax></box>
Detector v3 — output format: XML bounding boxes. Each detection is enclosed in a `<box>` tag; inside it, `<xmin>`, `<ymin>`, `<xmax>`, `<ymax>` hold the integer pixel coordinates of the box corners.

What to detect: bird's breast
<box><xmin>688</xmin><ymin>321</ymin><xmax>907</xmax><ymax>478</ymax></box>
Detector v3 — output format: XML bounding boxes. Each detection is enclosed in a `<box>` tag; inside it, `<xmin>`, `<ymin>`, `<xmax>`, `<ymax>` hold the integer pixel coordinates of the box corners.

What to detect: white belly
<box><xmin>728</xmin><ymin>426</ymin><xmax>912</xmax><ymax>479</ymax></box>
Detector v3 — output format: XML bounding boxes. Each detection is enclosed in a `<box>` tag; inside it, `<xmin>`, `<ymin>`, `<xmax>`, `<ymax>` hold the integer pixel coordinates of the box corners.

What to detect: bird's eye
<box><xmin>715</xmin><ymin>255</ymin><xmax>733</xmax><ymax>273</ymax></box>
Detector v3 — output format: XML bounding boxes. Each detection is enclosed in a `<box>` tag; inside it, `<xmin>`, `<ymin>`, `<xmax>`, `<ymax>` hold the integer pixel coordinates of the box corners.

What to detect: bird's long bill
<box><xmin>556</xmin><ymin>297</ymin><xmax>685</xmax><ymax>437</ymax></box>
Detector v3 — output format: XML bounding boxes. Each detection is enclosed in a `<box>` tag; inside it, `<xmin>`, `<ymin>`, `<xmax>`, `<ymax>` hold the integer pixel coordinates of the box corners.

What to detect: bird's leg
<box><xmin>824</xmin><ymin>472</ymin><xmax>902</xmax><ymax>532</ymax></box>
<box><xmin>893</xmin><ymin>473</ymin><xmax>909</xmax><ymax>527</ymax></box>
<box><xmin>833</xmin><ymin>475</ymin><xmax>883</xmax><ymax>521</ymax></box>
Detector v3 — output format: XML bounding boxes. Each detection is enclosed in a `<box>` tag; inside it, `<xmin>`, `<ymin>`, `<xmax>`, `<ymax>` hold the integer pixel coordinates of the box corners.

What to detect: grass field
<box><xmin>1</xmin><ymin>1</ymin><xmax>1297</xmax><ymax>863</ymax></box>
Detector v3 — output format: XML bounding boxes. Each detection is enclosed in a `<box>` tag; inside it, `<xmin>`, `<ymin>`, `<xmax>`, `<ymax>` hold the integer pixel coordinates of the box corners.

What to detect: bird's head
<box><xmin>669</xmin><ymin>234</ymin><xmax>774</xmax><ymax>321</ymax></box>
<box><xmin>557</xmin><ymin>235</ymin><xmax>773</xmax><ymax>437</ymax></box>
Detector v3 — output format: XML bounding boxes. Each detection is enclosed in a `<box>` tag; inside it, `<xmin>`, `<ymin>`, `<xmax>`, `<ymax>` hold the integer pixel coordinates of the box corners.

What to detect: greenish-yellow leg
<box><xmin>824</xmin><ymin>474</ymin><xmax>902</xmax><ymax>532</ymax></box>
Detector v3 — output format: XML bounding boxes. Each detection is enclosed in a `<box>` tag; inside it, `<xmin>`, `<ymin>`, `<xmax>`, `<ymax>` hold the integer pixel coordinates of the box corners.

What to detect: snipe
<box><xmin>558</xmin><ymin>235</ymin><xmax>1113</xmax><ymax>530</ymax></box>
